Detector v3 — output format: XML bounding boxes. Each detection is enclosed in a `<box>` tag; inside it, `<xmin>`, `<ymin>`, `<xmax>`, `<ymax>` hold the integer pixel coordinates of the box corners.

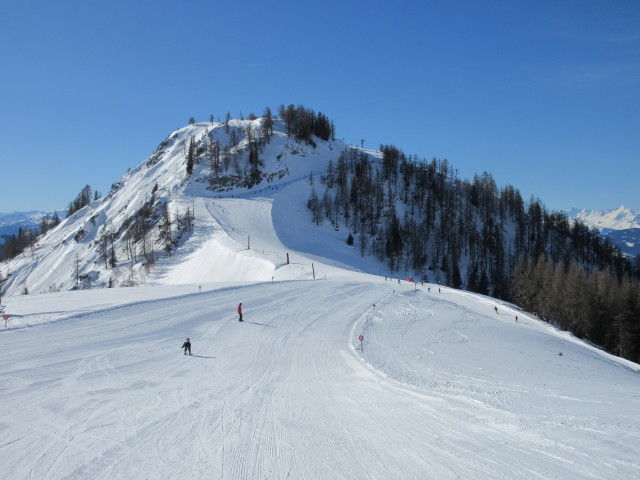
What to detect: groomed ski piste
<box><xmin>2</xmin><ymin>195</ymin><xmax>640</xmax><ymax>480</ymax></box>
<box><xmin>1</xmin><ymin>120</ymin><xmax>639</xmax><ymax>479</ymax></box>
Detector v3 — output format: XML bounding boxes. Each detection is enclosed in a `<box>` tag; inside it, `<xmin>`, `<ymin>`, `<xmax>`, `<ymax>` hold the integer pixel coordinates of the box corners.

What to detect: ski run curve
<box><xmin>1</xmin><ymin>277</ymin><xmax>639</xmax><ymax>479</ymax></box>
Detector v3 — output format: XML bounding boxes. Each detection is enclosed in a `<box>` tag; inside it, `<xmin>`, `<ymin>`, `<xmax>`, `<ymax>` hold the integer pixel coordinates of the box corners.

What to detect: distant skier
<box><xmin>238</xmin><ymin>303</ymin><xmax>243</xmax><ymax>322</ymax></box>
<box><xmin>182</xmin><ymin>338</ymin><xmax>192</xmax><ymax>355</ymax></box>
<box><xmin>494</xmin><ymin>306</ymin><xmax>498</xmax><ymax>314</ymax></box>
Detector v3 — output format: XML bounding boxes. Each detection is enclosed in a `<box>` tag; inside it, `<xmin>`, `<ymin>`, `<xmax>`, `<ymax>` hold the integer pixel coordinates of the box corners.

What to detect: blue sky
<box><xmin>1</xmin><ymin>0</ymin><xmax>638</xmax><ymax>213</ymax></box>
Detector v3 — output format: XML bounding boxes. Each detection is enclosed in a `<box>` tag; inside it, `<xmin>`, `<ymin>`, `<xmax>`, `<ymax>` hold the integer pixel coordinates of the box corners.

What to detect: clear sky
<box><xmin>1</xmin><ymin>0</ymin><xmax>638</xmax><ymax>213</ymax></box>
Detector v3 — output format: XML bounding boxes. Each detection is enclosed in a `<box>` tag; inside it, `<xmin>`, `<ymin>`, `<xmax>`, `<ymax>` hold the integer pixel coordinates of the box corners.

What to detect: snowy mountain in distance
<box><xmin>567</xmin><ymin>205</ymin><xmax>640</xmax><ymax>230</ymax></box>
<box><xmin>567</xmin><ymin>205</ymin><xmax>640</xmax><ymax>257</ymax></box>
<box><xmin>0</xmin><ymin>210</ymin><xmax>64</xmax><ymax>243</ymax></box>
<box><xmin>0</xmin><ymin>211</ymin><xmax>44</xmax><ymax>235</ymax></box>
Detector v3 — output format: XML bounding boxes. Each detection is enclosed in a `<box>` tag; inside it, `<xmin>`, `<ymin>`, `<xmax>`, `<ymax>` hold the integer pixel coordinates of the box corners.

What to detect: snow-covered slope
<box><xmin>1</xmin><ymin>119</ymin><xmax>639</xmax><ymax>477</ymax></box>
<box><xmin>0</xmin><ymin>119</ymin><xmax>370</xmax><ymax>295</ymax></box>
<box><xmin>1</xmin><ymin>275</ymin><xmax>638</xmax><ymax>479</ymax></box>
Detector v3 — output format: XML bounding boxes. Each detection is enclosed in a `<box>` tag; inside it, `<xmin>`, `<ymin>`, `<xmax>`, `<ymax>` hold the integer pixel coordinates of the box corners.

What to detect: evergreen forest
<box><xmin>309</xmin><ymin>143</ymin><xmax>640</xmax><ymax>362</ymax></box>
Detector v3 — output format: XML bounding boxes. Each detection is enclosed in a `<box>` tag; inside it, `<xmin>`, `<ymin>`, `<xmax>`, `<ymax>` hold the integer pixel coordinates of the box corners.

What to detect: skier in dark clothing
<box><xmin>238</xmin><ymin>303</ymin><xmax>243</xmax><ymax>322</ymax></box>
<box><xmin>182</xmin><ymin>337</ymin><xmax>192</xmax><ymax>355</ymax></box>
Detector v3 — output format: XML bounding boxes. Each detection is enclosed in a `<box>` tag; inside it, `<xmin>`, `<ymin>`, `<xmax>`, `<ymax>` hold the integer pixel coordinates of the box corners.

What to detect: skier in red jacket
<box><xmin>238</xmin><ymin>303</ymin><xmax>243</xmax><ymax>322</ymax></box>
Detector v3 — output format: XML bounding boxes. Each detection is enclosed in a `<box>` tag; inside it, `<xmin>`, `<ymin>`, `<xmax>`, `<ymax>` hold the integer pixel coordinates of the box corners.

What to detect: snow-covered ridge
<box><xmin>567</xmin><ymin>205</ymin><xmax>640</xmax><ymax>230</ymax></box>
<box><xmin>0</xmin><ymin>117</ymin><xmax>356</xmax><ymax>295</ymax></box>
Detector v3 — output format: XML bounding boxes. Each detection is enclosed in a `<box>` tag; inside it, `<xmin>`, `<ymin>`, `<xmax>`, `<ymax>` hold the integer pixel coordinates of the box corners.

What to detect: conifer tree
<box><xmin>262</xmin><ymin>106</ymin><xmax>273</xmax><ymax>140</ymax></box>
<box><xmin>186</xmin><ymin>137</ymin><xmax>196</xmax><ymax>175</ymax></box>
<box><xmin>159</xmin><ymin>203</ymin><xmax>173</xmax><ymax>254</ymax></box>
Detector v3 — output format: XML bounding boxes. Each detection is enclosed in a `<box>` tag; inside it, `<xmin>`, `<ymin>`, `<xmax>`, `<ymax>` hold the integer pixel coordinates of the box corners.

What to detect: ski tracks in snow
<box><xmin>2</xmin><ymin>280</ymin><xmax>639</xmax><ymax>479</ymax></box>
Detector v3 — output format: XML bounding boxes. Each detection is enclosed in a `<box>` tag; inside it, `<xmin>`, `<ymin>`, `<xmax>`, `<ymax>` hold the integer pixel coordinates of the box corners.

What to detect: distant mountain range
<box><xmin>566</xmin><ymin>205</ymin><xmax>640</xmax><ymax>230</ymax></box>
<box><xmin>0</xmin><ymin>210</ymin><xmax>65</xmax><ymax>244</ymax></box>
<box><xmin>566</xmin><ymin>206</ymin><xmax>640</xmax><ymax>257</ymax></box>
<box><xmin>0</xmin><ymin>211</ymin><xmax>45</xmax><ymax>237</ymax></box>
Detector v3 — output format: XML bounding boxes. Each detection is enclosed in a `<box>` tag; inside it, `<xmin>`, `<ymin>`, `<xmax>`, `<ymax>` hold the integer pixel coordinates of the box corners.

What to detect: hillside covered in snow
<box><xmin>1</xmin><ymin>112</ymin><xmax>365</xmax><ymax>295</ymax></box>
<box><xmin>4</xmin><ymin>112</ymin><xmax>636</xmax><ymax>298</ymax></box>
<box><xmin>1</xmin><ymin>110</ymin><xmax>639</xmax><ymax>479</ymax></box>
<box><xmin>1</xmin><ymin>208</ymin><xmax>639</xmax><ymax>479</ymax></box>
